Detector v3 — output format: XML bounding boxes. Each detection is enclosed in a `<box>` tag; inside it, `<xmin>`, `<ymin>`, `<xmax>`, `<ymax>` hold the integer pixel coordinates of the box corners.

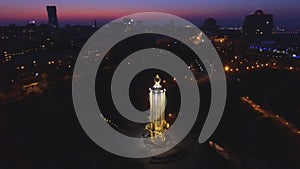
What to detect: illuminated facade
<box><xmin>145</xmin><ymin>74</ymin><xmax>169</xmax><ymax>144</ymax></box>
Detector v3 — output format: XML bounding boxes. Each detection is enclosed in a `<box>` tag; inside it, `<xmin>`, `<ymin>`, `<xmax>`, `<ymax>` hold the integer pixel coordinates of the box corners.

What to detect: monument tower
<box><xmin>145</xmin><ymin>74</ymin><xmax>169</xmax><ymax>144</ymax></box>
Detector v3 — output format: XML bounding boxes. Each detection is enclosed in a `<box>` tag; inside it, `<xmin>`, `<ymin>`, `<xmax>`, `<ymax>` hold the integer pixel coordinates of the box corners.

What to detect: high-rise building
<box><xmin>201</xmin><ymin>18</ymin><xmax>219</xmax><ymax>35</ymax></box>
<box><xmin>243</xmin><ymin>9</ymin><xmax>274</xmax><ymax>40</ymax></box>
<box><xmin>145</xmin><ymin>74</ymin><xmax>169</xmax><ymax>145</ymax></box>
<box><xmin>46</xmin><ymin>5</ymin><xmax>59</xmax><ymax>28</ymax></box>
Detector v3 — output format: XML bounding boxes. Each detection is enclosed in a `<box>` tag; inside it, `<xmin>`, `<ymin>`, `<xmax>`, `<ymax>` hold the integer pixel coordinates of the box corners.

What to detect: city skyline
<box><xmin>1</xmin><ymin>1</ymin><xmax>300</xmax><ymax>168</ymax></box>
<box><xmin>0</xmin><ymin>0</ymin><xmax>300</xmax><ymax>28</ymax></box>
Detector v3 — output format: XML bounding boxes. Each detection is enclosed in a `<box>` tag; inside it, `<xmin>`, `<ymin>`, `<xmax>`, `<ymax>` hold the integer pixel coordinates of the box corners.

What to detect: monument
<box><xmin>145</xmin><ymin>74</ymin><xmax>169</xmax><ymax>145</ymax></box>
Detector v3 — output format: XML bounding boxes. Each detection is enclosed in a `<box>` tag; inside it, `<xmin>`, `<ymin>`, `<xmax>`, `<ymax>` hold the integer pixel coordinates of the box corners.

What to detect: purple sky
<box><xmin>0</xmin><ymin>0</ymin><xmax>299</xmax><ymax>27</ymax></box>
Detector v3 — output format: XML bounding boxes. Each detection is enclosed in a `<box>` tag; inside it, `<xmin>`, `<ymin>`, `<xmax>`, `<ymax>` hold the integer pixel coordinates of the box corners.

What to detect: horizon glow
<box><xmin>0</xmin><ymin>0</ymin><xmax>299</xmax><ymax>27</ymax></box>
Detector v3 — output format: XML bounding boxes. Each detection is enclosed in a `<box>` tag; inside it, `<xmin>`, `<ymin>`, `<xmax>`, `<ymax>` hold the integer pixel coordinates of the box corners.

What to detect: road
<box><xmin>241</xmin><ymin>96</ymin><xmax>300</xmax><ymax>135</ymax></box>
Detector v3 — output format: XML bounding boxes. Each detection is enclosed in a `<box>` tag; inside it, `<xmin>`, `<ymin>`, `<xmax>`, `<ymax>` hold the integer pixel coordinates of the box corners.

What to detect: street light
<box><xmin>224</xmin><ymin>66</ymin><xmax>230</xmax><ymax>72</ymax></box>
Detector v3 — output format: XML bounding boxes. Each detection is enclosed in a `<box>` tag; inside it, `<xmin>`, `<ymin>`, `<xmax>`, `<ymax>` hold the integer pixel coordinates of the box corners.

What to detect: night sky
<box><xmin>1</xmin><ymin>0</ymin><xmax>299</xmax><ymax>27</ymax></box>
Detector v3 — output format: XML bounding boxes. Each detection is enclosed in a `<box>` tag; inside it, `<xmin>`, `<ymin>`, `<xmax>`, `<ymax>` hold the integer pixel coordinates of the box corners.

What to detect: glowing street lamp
<box><xmin>224</xmin><ymin>66</ymin><xmax>230</xmax><ymax>72</ymax></box>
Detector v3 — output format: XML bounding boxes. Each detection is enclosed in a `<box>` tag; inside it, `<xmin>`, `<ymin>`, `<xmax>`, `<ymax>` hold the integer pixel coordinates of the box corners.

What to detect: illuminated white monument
<box><xmin>145</xmin><ymin>74</ymin><xmax>169</xmax><ymax>144</ymax></box>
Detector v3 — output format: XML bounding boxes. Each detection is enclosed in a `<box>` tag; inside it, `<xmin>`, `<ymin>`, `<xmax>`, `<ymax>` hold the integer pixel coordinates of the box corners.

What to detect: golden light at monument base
<box><xmin>145</xmin><ymin>74</ymin><xmax>170</xmax><ymax>145</ymax></box>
